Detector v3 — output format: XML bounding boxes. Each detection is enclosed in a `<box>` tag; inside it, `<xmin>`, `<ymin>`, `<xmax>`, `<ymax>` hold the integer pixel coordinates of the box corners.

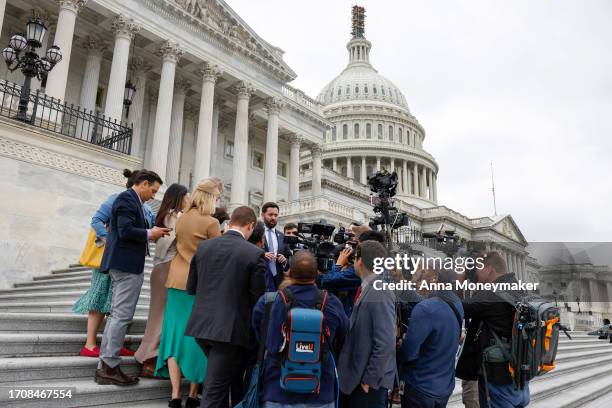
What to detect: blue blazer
<box><xmin>263</xmin><ymin>228</ymin><xmax>286</xmax><ymax>291</ymax></box>
<box><xmin>99</xmin><ymin>188</ymin><xmax>149</xmax><ymax>275</ymax></box>
<box><xmin>91</xmin><ymin>193</ymin><xmax>155</xmax><ymax>243</ymax></box>
<box><xmin>337</xmin><ymin>278</ymin><xmax>397</xmax><ymax>395</ymax></box>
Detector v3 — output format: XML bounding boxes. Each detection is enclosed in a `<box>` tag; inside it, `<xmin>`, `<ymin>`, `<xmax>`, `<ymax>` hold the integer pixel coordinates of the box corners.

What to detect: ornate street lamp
<box><xmin>2</xmin><ymin>17</ymin><xmax>62</xmax><ymax>122</ymax></box>
<box><xmin>123</xmin><ymin>79</ymin><xmax>136</xmax><ymax>117</ymax></box>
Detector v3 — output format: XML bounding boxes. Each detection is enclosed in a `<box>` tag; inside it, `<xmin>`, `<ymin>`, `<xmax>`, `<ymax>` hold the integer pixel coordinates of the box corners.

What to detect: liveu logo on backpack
<box><xmin>278</xmin><ymin>288</ymin><xmax>330</xmax><ymax>394</ymax></box>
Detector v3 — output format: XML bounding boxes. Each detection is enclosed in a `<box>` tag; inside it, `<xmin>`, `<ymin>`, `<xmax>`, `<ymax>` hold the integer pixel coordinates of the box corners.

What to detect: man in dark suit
<box><xmin>261</xmin><ymin>202</ymin><xmax>287</xmax><ymax>291</ymax></box>
<box><xmin>186</xmin><ymin>206</ymin><xmax>266</xmax><ymax>408</ymax></box>
<box><xmin>337</xmin><ymin>240</ymin><xmax>397</xmax><ymax>408</ymax></box>
<box><xmin>95</xmin><ymin>170</ymin><xmax>170</xmax><ymax>386</ymax></box>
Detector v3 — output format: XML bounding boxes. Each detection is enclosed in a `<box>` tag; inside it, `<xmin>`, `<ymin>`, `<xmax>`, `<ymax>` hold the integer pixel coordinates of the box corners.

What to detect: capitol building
<box><xmin>0</xmin><ymin>0</ymin><xmax>538</xmax><ymax>290</ymax></box>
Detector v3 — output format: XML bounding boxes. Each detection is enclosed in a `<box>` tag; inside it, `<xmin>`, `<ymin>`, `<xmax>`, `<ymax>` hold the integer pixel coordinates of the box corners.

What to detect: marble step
<box><xmin>579</xmin><ymin>388</ymin><xmax>612</xmax><ymax>408</ymax></box>
<box><xmin>0</xmin><ymin>283</ymin><xmax>151</xmax><ymax>296</ymax></box>
<box><xmin>33</xmin><ymin>269</ymin><xmax>153</xmax><ymax>281</ymax></box>
<box><xmin>0</xmin><ymin>378</ymin><xmax>177</xmax><ymax>408</ymax></box>
<box><xmin>447</xmin><ymin>358</ymin><xmax>612</xmax><ymax>407</ymax></box>
<box><xmin>0</xmin><ymin>301</ymin><xmax>150</xmax><ymax>316</ymax></box>
<box><xmin>0</xmin><ymin>355</ymin><xmax>141</xmax><ymax>384</ymax></box>
<box><xmin>0</xmin><ymin>291</ymin><xmax>152</xmax><ymax>306</ymax></box>
<box><xmin>0</xmin><ymin>333</ymin><xmax>142</xmax><ymax>357</ymax></box>
<box><xmin>0</xmin><ymin>313</ymin><xmax>146</xmax><ymax>334</ymax></box>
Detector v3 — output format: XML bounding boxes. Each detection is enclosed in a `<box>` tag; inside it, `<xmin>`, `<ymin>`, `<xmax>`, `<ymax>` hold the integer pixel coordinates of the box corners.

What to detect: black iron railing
<box><xmin>0</xmin><ymin>80</ymin><xmax>132</xmax><ymax>154</ymax></box>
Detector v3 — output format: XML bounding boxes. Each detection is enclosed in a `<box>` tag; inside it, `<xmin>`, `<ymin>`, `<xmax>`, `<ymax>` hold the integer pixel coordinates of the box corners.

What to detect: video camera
<box><xmin>367</xmin><ymin>170</ymin><xmax>410</xmax><ymax>245</ymax></box>
<box><xmin>283</xmin><ymin>222</ymin><xmax>337</xmax><ymax>273</ymax></box>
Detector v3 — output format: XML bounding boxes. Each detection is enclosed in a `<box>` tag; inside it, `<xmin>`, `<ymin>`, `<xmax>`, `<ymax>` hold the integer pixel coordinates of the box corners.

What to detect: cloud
<box><xmin>227</xmin><ymin>0</ymin><xmax>612</xmax><ymax>241</ymax></box>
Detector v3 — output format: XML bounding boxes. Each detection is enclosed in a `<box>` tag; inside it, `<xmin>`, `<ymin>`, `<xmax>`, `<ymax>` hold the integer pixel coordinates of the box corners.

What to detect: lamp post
<box><xmin>2</xmin><ymin>17</ymin><xmax>62</xmax><ymax>122</ymax></box>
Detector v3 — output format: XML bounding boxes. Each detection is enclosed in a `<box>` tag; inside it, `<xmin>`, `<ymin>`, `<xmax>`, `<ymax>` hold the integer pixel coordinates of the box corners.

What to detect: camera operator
<box><xmin>261</xmin><ymin>202</ymin><xmax>288</xmax><ymax>291</ymax></box>
<box><xmin>456</xmin><ymin>251</ymin><xmax>529</xmax><ymax>408</ymax></box>
<box><xmin>320</xmin><ymin>225</ymin><xmax>372</xmax><ymax>317</ymax></box>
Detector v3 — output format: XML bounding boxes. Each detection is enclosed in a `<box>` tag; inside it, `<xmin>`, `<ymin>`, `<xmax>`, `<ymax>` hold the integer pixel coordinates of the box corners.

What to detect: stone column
<box><xmin>288</xmin><ymin>135</ymin><xmax>302</xmax><ymax>201</ymax></box>
<box><xmin>127</xmin><ymin>57</ymin><xmax>152</xmax><ymax>157</ymax></box>
<box><xmin>0</xmin><ymin>0</ymin><xmax>6</xmax><ymax>40</ymax></box>
<box><xmin>193</xmin><ymin>62</ymin><xmax>222</xmax><ymax>182</ymax></box>
<box><xmin>427</xmin><ymin>169</ymin><xmax>433</xmax><ymax>200</ymax></box>
<box><xmin>432</xmin><ymin>172</ymin><xmax>438</xmax><ymax>203</ymax></box>
<box><xmin>209</xmin><ymin>96</ymin><xmax>223</xmax><ymax>176</ymax></box>
<box><xmin>361</xmin><ymin>156</ymin><xmax>367</xmax><ymax>183</ymax></box>
<box><xmin>376</xmin><ymin>156</ymin><xmax>381</xmax><ymax>171</ymax></box>
<box><xmin>390</xmin><ymin>158</ymin><xmax>395</xmax><ymax>174</ymax></box>
<box><xmin>229</xmin><ymin>81</ymin><xmax>254</xmax><ymax>209</ymax></box>
<box><xmin>420</xmin><ymin>166</ymin><xmax>427</xmax><ymax>198</ymax></box>
<box><xmin>312</xmin><ymin>145</ymin><xmax>322</xmax><ymax>196</ymax></box>
<box><xmin>347</xmin><ymin>156</ymin><xmax>353</xmax><ymax>179</ymax></box>
<box><xmin>263</xmin><ymin>97</ymin><xmax>283</xmax><ymax>202</ymax></box>
<box><xmin>144</xmin><ymin>91</ymin><xmax>157</xmax><ymax>168</ymax></box>
<box><xmin>149</xmin><ymin>40</ymin><xmax>183</xmax><ymax>182</ymax></box>
<box><xmin>413</xmin><ymin>162</ymin><xmax>419</xmax><ymax>196</ymax></box>
<box><xmin>332</xmin><ymin>158</ymin><xmax>337</xmax><ymax>172</ymax></box>
<box><xmin>403</xmin><ymin>160</ymin><xmax>409</xmax><ymax>194</ymax></box>
<box><xmin>45</xmin><ymin>0</ymin><xmax>87</xmax><ymax>102</ymax></box>
<box><xmin>166</xmin><ymin>78</ymin><xmax>190</xmax><ymax>185</ymax></box>
<box><xmin>179</xmin><ymin>107</ymin><xmax>198</xmax><ymax>188</ymax></box>
<box><xmin>103</xmin><ymin>15</ymin><xmax>141</xmax><ymax>124</ymax></box>
<box><xmin>79</xmin><ymin>37</ymin><xmax>105</xmax><ymax>112</ymax></box>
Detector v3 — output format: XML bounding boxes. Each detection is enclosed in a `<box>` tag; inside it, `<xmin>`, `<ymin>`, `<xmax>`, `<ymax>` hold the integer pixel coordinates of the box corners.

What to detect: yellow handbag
<box><xmin>78</xmin><ymin>228</ymin><xmax>105</xmax><ymax>268</ymax></box>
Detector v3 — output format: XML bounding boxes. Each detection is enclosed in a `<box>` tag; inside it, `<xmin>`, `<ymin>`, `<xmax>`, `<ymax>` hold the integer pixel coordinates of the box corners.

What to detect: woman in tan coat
<box><xmin>155</xmin><ymin>179</ymin><xmax>221</xmax><ymax>408</ymax></box>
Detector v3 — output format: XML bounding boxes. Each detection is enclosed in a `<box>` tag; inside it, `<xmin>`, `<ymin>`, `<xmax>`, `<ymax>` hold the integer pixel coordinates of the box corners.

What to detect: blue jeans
<box><xmin>478</xmin><ymin>379</ymin><xmax>530</xmax><ymax>408</ymax></box>
<box><xmin>401</xmin><ymin>385</ymin><xmax>450</xmax><ymax>408</ymax></box>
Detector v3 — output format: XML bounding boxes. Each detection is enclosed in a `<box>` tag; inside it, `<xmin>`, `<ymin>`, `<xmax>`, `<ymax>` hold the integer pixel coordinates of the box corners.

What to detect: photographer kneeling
<box><xmin>398</xmin><ymin>263</ymin><xmax>464</xmax><ymax>408</ymax></box>
<box><xmin>456</xmin><ymin>251</ymin><xmax>529</xmax><ymax>408</ymax></box>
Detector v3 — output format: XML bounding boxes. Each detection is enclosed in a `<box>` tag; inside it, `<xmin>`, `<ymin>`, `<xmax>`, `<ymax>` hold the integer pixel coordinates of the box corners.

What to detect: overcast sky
<box><xmin>228</xmin><ymin>0</ymin><xmax>612</xmax><ymax>242</ymax></box>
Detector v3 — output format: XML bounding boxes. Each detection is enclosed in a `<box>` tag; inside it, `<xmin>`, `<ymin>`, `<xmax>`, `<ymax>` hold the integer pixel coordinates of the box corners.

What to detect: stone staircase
<box><xmin>1</xmin><ymin>251</ymin><xmax>611</xmax><ymax>407</ymax></box>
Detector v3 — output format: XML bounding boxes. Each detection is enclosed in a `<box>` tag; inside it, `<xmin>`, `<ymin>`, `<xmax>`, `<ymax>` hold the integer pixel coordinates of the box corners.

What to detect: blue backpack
<box><xmin>278</xmin><ymin>287</ymin><xmax>330</xmax><ymax>394</ymax></box>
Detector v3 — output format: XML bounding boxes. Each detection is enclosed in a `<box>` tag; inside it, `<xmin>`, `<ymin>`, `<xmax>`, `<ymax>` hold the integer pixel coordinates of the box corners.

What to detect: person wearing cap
<box><xmin>155</xmin><ymin>178</ymin><xmax>222</xmax><ymax>408</ymax></box>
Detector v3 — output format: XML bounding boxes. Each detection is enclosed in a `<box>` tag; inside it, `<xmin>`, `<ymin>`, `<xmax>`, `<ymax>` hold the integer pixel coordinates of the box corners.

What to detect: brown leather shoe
<box><xmin>94</xmin><ymin>361</ymin><xmax>139</xmax><ymax>386</ymax></box>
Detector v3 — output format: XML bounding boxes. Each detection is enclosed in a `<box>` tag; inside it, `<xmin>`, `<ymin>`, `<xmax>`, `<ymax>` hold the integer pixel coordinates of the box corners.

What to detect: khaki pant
<box><xmin>462</xmin><ymin>379</ymin><xmax>480</xmax><ymax>408</ymax></box>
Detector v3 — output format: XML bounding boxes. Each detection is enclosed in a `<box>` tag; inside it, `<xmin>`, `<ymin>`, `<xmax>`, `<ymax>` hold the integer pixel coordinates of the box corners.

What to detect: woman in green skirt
<box><xmin>156</xmin><ymin>178</ymin><xmax>221</xmax><ymax>408</ymax></box>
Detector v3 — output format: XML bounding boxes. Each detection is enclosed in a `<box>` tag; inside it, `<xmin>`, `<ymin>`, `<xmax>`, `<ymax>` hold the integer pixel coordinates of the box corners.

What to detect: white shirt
<box><xmin>228</xmin><ymin>228</ymin><xmax>245</xmax><ymax>239</ymax></box>
<box><xmin>265</xmin><ymin>227</ymin><xmax>278</xmax><ymax>254</ymax></box>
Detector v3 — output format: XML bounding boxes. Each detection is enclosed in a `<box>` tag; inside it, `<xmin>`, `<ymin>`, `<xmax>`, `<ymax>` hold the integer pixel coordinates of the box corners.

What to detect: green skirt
<box><xmin>72</xmin><ymin>269</ymin><xmax>112</xmax><ymax>314</ymax></box>
<box><xmin>155</xmin><ymin>288</ymin><xmax>207</xmax><ymax>383</ymax></box>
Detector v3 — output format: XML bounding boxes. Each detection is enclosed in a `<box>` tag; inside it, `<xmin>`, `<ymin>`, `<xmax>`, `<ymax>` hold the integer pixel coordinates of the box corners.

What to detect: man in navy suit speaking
<box><xmin>261</xmin><ymin>202</ymin><xmax>288</xmax><ymax>291</ymax></box>
<box><xmin>95</xmin><ymin>169</ymin><xmax>170</xmax><ymax>386</ymax></box>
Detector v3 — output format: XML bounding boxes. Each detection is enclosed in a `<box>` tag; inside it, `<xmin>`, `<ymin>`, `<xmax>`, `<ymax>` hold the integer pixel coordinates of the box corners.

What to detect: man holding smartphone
<box><xmin>261</xmin><ymin>202</ymin><xmax>288</xmax><ymax>291</ymax></box>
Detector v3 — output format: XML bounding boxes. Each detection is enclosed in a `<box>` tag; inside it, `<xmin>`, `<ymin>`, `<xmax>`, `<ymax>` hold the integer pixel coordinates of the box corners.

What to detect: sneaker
<box><xmin>79</xmin><ymin>346</ymin><xmax>100</xmax><ymax>358</ymax></box>
<box><xmin>119</xmin><ymin>347</ymin><xmax>135</xmax><ymax>356</ymax></box>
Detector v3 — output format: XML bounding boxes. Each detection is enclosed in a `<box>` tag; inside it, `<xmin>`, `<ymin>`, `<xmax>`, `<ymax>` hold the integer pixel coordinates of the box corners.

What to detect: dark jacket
<box><xmin>399</xmin><ymin>292</ymin><xmax>464</xmax><ymax>399</ymax></box>
<box><xmin>185</xmin><ymin>230</ymin><xmax>266</xmax><ymax>348</ymax></box>
<box><xmin>263</xmin><ymin>227</ymin><xmax>286</xmax><ymax>291</ymax></box>
<box><xmin>319</xmin><ymin>264</ymin><xmax>361</xmax><ymax>317</ymax></box>
<box><xmin>99</xmin><ymin>188</ymin><xmax>149</xmax><ymax>275</ymax></box>
<box><xmin>456</xmin><ymin>273</ymin><xmax>523</xmax><ymax>384</ymax></box>
<box><xmin>252</xmin><ymin>284</ymin><xmax>349</xmax><ymax>405</ymax></box>
<box><xmin>337</xmin><ymin>275</ymin><xmax>397</xmax><ymax>394</ymax></box>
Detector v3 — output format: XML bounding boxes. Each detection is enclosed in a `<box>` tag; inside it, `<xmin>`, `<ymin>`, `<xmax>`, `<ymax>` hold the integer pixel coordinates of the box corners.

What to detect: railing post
<box><xmin>30</xmin><ymin>89</ymin><xmax>40</xmax><ymax>125</ymax></box>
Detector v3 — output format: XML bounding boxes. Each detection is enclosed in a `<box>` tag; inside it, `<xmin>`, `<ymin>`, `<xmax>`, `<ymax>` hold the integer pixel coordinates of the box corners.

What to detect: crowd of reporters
<box><xmin>84</xmin><ymin>168</ymin><xmax>530</xmax><ymax>408</ymax></box>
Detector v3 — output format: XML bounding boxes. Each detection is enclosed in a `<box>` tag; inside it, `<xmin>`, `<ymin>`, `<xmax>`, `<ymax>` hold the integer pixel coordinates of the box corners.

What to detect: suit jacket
<box><xmin>337</xmin><ymin>275</ymin><xmax>397</xmax><ymax>394</ymax></box>
<box><xmin>166</xmin><ymin>209</ymin><xmax>221</xmax><ymax>290</ymax></box>
<box><xmin>263</xmin><ymin>227</ymin><xmax>286</xmax><ymax>291</ymax></box>
<box><xmin>100</xmin><ymin>188</ymin><xmax>149</xmax><ymax>275</ymax></box>
<box><xmin>185</xmin><ymin>230</ymin><xmax>266</xmax><ymax>348</ymax></box>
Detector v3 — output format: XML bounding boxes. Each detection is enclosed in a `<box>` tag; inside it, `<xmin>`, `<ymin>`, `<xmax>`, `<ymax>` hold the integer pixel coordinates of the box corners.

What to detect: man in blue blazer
<box><xmin>337</xmin><ymin>240</ymin><xmax>397</xmax><ymax>408</ymax></box>
<box><xmin>261</xmin><ymin>202</ymin><xmax>288</xmax><ymax>291</ymax></box>
<box><xmin>95</xmin><ymin>169</ymin><xmax>170</xmax><ymax>386</ymax></box>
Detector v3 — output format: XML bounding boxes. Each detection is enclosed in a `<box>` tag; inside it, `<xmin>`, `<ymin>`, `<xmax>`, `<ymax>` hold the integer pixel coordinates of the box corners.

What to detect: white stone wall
<box><xmin>0</xmin><ymin>119</ymin><xmax>141</xmax><ymax>289</ymax></box>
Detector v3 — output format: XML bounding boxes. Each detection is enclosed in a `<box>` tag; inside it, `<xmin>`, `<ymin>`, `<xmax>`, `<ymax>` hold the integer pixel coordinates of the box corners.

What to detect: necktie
<box><xmin>267</xmin><ymin>229</ymin><xmax>277</xmax><ymax>276</ymax></box>
<box><xmin>354</xmin><ymin>286</ymin><xmax>362</xmax><ymax>305</ymax></box>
